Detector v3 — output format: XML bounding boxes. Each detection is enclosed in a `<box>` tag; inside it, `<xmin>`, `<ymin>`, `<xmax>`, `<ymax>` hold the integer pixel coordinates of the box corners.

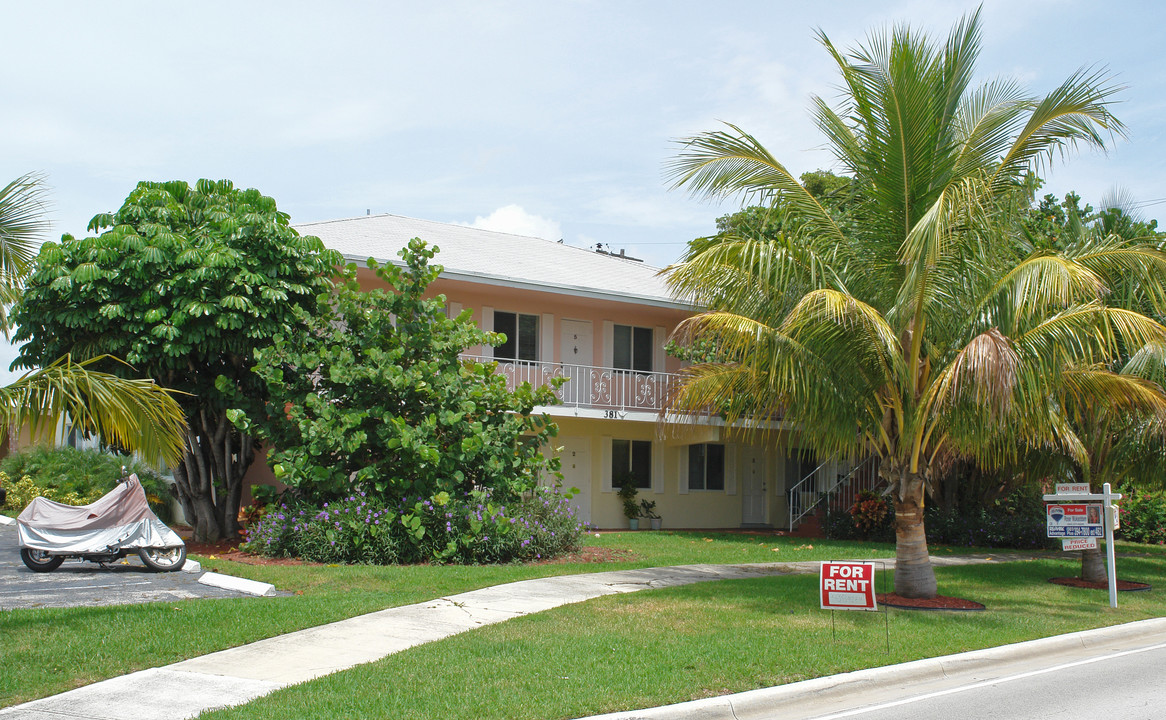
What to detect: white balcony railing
<box><xmin>461</xmin><ymin>356</ymin><xmax>680</xmax><ymax>412</ymax></box>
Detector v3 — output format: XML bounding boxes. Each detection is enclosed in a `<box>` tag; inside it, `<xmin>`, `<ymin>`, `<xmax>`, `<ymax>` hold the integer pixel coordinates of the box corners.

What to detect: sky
<box><xmin>3</xmin><ymin>0</ymin><xmax>1166</xmax><ymax>376</ymax></box>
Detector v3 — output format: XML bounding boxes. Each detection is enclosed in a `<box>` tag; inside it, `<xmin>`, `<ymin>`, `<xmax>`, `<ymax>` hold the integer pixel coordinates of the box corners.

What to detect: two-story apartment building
<box><xmin>267</xmin><ymin>212</ymin><xmax>868</xmax><ymax>531</ymax></box>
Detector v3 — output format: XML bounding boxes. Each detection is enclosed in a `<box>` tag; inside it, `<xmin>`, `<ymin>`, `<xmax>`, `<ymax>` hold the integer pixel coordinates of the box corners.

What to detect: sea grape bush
<box><xmin>244</xmin><ymin>486</ymin><xmax>584</xmax><ymax>564</ymax></box>
<box><xmin>233</xmin><ymin>239</ymin><xmax>562</xmax><ymax>508</ymax></box>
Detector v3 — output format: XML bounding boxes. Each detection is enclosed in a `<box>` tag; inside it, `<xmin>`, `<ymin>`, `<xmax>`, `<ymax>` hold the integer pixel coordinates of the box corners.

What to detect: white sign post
<box><xmin>1044</xmin><ymin>482</ymin><xmax>1122</xmax><ymax>608</ymax></box>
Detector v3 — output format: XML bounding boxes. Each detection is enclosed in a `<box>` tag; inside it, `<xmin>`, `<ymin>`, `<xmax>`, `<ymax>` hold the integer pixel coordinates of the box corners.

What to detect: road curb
<box><xmin>576</xmin><ymin>616</ymin><xmax>1166</xmax><ymax>720</ymax></box>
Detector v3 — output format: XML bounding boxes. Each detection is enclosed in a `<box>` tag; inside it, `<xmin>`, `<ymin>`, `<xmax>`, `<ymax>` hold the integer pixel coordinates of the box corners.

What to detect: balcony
<box><xmin>461</xmin><ymin>356</ymin><xmax>680</xmax><ymax>412</ymax></box>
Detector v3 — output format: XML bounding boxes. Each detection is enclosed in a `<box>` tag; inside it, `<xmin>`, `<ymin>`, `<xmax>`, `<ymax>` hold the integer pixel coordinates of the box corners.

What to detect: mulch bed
<box><xmin>877</xmin><ymin>593</ymin><xmax>986</xmax><ymax>611</ymax></box>
<box><xmin>182</xmin><ymin>535</ymin><xmax>633</xmax><ymax>568</ymax></box>
<box><xmin>1048</xmin><ymin>577</ymin><xmax>1152</xmax><ymax>592</ymax></box>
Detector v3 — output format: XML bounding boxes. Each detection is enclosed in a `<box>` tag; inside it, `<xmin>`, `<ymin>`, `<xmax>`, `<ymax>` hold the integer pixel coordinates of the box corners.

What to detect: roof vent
<box><xmin>593</xmin><ymin>243</ymin><xmax>643</xmax><ymax>263</ymax></box>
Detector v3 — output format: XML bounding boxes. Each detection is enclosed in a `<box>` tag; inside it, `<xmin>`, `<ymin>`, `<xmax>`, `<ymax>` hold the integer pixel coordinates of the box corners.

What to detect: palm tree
<box><xmin>0</xmin><ymin>174</ymin><xmax>186</xmax><ymax>468</ymax></box>
<box><xmin>664</xmin><ymin>10</ymin><xmax>1166</xmax><ymax>598</ymax></box>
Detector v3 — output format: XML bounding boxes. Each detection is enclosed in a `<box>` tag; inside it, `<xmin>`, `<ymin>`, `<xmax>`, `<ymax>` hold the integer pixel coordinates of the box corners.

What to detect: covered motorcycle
<box><xmin>16</xmin><ymin>474</ymin><xmax>186</xmax><ymax>572</ymax></box>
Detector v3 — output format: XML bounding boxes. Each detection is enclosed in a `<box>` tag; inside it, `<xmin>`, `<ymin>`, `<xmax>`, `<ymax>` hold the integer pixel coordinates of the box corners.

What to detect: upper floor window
<box><xmin>495</xmin><ymin>311</ymin><xmax>538</xmax><ymax>361</ymax></box>
<box><xmin>613</xmin><ymin>324</ymin><xmax>652</xmax><ymax>372</ymax></box>
<box><xmin>612</xmin><ymin>438</ymin><xmax>652</xmax><ymax>490</ymax></box>
<box><xmin>688</xmin><ymin>443</ymin><xmax>725</xmax><ymax>491</ymax></box>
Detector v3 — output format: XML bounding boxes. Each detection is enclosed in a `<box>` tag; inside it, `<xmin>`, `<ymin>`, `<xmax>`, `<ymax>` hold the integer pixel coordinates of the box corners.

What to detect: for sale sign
<box><xmin>820</xmin><ymin>561</ymin><xmax>877</xmax><ymax>611</ymax></box>
<box><xmin>1047</xmin><ymin>503</ymin><xmax>1103</xmax><ymax>537</ymax></box>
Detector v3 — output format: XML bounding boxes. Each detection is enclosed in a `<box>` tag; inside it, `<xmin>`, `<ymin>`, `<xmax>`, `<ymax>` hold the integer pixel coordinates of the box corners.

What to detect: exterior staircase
<box><xmin>787</xmin><ymin>454</ymin><xmax>881</xmax><ymax>536</ymax></box>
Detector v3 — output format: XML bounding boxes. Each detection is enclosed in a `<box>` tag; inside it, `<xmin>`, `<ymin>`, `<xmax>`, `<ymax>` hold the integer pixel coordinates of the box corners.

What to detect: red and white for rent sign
<box><xmin>820</xmin><ymin>561</ymin><xmax>878</xmax><ymax>611</ymax></box>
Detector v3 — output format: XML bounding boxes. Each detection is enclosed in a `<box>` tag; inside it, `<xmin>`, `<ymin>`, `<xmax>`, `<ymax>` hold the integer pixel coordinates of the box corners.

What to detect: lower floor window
<box><xmin>689</xmin><ymin>443</ymin><xmax>725</xmax><ymax>491</ymax></box>
<box><xmin>612</xmin><ymin>439</ymin><xmax>651</xmax><ymax>490</ymax></box>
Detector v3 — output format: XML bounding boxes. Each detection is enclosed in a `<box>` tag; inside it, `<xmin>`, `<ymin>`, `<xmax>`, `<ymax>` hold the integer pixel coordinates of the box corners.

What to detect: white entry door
<box><xmin>559</xmin><ymin>319</ymin><xmax>594</xmax><ymax>406</ymax></box>
<box><xmin>742</xmin><ymin>447</ymin><xmax>767</xmax><ymax>525</ymax></box>
<box><xmin>558</xmin><ymin>436</ymin><xmax>592</xmax><ymax>525</ymax></box>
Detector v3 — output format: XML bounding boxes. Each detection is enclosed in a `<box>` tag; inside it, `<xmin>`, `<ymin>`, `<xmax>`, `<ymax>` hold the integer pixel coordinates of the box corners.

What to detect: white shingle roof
<box><xmin>295</xmin><ymin>214</ymin><xmax>690</xmax><ymax>309</ymax></box>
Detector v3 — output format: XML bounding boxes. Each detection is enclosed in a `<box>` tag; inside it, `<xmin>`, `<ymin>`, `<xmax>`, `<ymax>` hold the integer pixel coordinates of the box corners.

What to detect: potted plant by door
<box><xmin>640</xmin><ymin>499</ymin><xmax>662</xmax><ymax>530</ymax></box>
<box><xmin>618</xmin><ymin>479</ymin><xmax>640</xmax><ymax>530</ymax></box>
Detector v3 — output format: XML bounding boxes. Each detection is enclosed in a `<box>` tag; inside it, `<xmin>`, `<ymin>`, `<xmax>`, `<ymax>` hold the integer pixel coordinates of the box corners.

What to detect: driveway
<box><xmin>0</xmin><ymin>519</ymin><xmax>259</xmax><ymax>610</ymax></box>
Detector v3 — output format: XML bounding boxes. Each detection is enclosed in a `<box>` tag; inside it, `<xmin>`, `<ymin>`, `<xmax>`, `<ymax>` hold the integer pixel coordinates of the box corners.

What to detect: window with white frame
<box><xmin>612</xmin><ymin>439</ymin><xmax>652</xmax><ymax>490</ymax></box>
<box><xmin>688</xmin><ymin>443</ymin><xmax>725</xmax><ymax>491</ymax></box>
<box><xmin>494</xmin><ymin>311</ymin><xmax>539</xmax><ymax>362</ymax></box>
<box><xmin>613</xmin><ymin>324</ymin><xmax>652</xmax><ymax>372</ymax></box>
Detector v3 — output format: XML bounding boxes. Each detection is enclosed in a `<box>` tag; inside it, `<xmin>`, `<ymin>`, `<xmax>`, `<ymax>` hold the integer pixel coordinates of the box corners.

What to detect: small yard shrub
<box><xmin>244</xmin><ymin>486</ymin><xmax>584</xmax><ymax>565</ymax></box>
<box><xmin>1118</xmin><ymin>489</ymin><xmax>1166</xmax><ymax>545</ymax></box>
<box><xmin>824</xmin><ymin>492</ymin><xmax>893</xmax><ymax>542</ymax></box>
<box><xmin>0</xmin><ymin>447</ymin><xmax>173</xmax><ymax>520</ymax></box>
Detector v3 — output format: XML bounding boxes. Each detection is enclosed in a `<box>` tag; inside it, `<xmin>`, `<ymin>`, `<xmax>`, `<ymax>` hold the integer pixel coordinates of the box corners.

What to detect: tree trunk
<box><xmin>893</xmin><ymin>493</ymin><xmax>938</xmax><ymax>598</ymax></box>
<box><xmin>1080</xmin><ymin>546</ymin><xmax>1107</xmax><ymax>583</ymax></box>
<box><xmin>168</xmin><ymin>413</ymin><xmax>256</xmax><ymax>543</ymax></box>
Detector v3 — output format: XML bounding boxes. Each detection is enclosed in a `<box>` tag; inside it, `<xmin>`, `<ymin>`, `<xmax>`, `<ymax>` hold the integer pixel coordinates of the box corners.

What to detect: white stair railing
<box><xmin>787</xmin><ymin>454</ymin><xmax>880</xmax><ymax>532</ymax></box>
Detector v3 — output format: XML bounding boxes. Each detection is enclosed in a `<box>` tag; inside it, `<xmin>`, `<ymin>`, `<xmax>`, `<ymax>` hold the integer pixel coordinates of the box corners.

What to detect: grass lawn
<box><xmin>3</xmin><ymin>532</ymin><xmax>1162</xmax><ymax>715</ymax></box>
<box><xmin>0</xmin><ymin>531</ymin><xmax>892</xmax><ymax>708</ymax></box>
<box><xmin>200</xmin><ymin>555</ymin><xmax>1166</xmax><ymax>720</ymax></box>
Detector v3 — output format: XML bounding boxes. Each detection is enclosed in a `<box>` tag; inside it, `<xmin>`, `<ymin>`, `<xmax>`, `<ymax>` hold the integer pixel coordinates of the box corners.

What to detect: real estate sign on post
<box><xmin>1044</xmin><ymin>482</ymin><xmax>1124</xmax><ymax>608</ymax></box>
<box><xmin>1046</xmin><ymin>503</ymin><xmax>1104</xmax><ymax>538</ymax></box>
<box><xmin>820</xmin><ymin>561</ymin><xmax>877</xmax><ymax>611</ymax></box>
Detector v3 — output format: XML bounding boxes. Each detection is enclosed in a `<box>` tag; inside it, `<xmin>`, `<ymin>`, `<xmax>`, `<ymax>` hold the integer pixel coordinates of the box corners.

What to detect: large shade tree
<box><xmin>664</xmin><ymin>11</ymin><xmax>1166</xmax><ymax>598</ymax></box>
<box><xmin>12</xmin><ymin>180</ymin><xmax>341</xmax><ymax>541</ymax></box>
<box><xmin>0</xmin><ymin>174</ymin><xmax>187</xmax><ymax>467</ymax></box>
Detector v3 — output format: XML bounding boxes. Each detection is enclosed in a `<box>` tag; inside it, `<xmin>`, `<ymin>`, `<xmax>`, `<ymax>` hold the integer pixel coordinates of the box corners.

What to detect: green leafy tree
<box><xmin>0</xmin><ymin>174</ymin><xmax>186</xmax><ymax>469</ymax></box>
<box><xmin>12</xmin><ymin>179</ymin><xmax>341</xmax><ymax>541</ymax></box>
<box><xmin>233</xmin><ymin>239</ymin><xmax>561</xmax><ymax>505</ymax></box>
<box><xmin>664</xmin><ymin>10</ymin><xmax>1166</xmax><ymax>598</ymax></box>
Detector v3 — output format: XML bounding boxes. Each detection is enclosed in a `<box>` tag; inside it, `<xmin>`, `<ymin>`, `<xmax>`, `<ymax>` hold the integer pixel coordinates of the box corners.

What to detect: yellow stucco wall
<box><xmin>548</xmin><ymin>416</ymin><xmax>793</xmax><ymax>530</ymax></box>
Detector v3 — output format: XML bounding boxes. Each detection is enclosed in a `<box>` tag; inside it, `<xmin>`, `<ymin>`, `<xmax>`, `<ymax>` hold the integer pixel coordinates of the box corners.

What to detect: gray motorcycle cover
<box><xmin>16</xmin><ymin>474</ymin><xmax>184</xmax><ymax>553</ymax></box>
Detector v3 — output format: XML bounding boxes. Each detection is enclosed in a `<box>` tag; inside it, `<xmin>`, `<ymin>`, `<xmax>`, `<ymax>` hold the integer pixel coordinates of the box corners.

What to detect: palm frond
<box><xmin>0</xmin><ymin>355</ymin><xmax>188</xmax><ymax>467</ymax></box>
<box><xmin>666</xmin><ymin>124</ymin><xmax>846</xmax><ymax>247</ymax></box>
<box><xmin>990</xmin><ymin>67</ymin><xmax>1126</xmax><ymax>191</ymax></box>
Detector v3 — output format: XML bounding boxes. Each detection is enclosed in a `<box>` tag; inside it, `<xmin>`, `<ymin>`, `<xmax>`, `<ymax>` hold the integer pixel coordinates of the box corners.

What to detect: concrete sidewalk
<box><xmin>0</xmin><ymin>552</ymin><xmax>1134</xmax><ymax>720</ymax></box>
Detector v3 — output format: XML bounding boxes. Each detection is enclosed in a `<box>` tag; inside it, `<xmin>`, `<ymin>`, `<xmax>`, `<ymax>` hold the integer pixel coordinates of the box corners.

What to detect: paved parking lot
<box><xmin>0</xmin><ymin>519</ymin><xmax>259</xmax><ymax>610</ymax></box>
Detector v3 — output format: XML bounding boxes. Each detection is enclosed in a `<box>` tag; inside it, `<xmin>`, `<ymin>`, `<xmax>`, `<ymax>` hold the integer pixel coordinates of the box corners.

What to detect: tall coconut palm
<box><xmin>664</xmin><ymin>10</ymin><xmax>1166</xmax><ymax>598</ymax></box>
<box><xmin>0</xmin><ymin>174</ymin><xmax>186</xmax><ymax>468</ymax></box>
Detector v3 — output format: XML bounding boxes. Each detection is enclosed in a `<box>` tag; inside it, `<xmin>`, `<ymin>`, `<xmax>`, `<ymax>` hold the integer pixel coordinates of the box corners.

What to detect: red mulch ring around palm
<box><xmin>1048</xmin><ymin>577</ymin><xmax>1152</xmax><ymax>592</ymax></box>
<box><xmin>877</xmin><ymin>593</ymin><xmax>986</xmax><ymax>611</ymax></box>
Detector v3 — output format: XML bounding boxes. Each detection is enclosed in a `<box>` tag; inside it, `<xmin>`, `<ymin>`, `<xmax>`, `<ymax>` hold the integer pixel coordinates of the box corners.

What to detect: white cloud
<box><xmin>461</xmin><ymin>205</ymin><xmax>562</xmax><ymax>242</ymax></box>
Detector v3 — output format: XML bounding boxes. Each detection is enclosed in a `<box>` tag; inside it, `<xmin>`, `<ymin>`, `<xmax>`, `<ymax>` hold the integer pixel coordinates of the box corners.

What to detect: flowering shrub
<box><xmin>1118</xmin><ymin>489</ymin><xmax>1166</xmax><ymax>545</ymax></box>
<box><xmin>243</xmin><ymin>486</ymin><xmax>584</xmax><ymax>565</ymax></box>
<box><xmin>1</xmin><ymin>472</ymin><xmax>105</xmax><ymax>513</ymax></box>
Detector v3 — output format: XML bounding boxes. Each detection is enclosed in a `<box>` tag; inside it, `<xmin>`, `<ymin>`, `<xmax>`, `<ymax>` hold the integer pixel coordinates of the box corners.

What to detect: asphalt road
<box><xmin>802</xmin><ymin>641</ymin><xmax>1166</xmax><ymax>720</ymax></box>
<box><xmin>0</xmin><ymin>519</ymin><xmax>255</xmax><ymax>610</ymax></box>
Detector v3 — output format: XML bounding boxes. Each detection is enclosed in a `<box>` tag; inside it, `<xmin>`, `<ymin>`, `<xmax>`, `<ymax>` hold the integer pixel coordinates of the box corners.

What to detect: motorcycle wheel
<box><xmin>21</xmin><ymin>548</ymin><xmax>64</xmax><ymax>572</ymax></box>
<box><xmin>138</xmin><ymin>546</ymin><xmax>187</xmax><ymax>572</ymax></box>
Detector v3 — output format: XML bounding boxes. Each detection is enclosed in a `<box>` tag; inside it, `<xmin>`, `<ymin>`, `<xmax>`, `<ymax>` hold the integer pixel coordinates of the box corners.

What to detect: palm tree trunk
<box><xmin>1080</xmin><ymin>546</ymin><xmax>1107</xmax><ymax>583</ymax></box>
<box><xmin>893</xmin><ymin>492</ymin><xmax>938</xmax><ymax>598</ymax></box>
